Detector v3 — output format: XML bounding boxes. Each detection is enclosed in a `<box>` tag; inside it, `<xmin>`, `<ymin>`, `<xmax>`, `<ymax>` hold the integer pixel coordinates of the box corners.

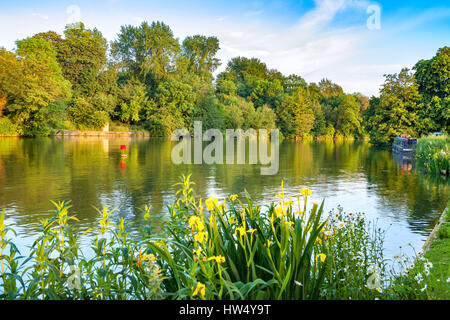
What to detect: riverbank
<box><xmin>422</xmin><ymin>203</ymin><xmax>450</xmax><ymax>299</ymax></box>
<box><xmin>52</xmin><ymin>129</ymin><xmax>150</xmax><ymax>137</ymax></box>
<box><xmin>386</xmin><ymin>202</ymin><xmax>449</xmax><ymax>299</ymax></box>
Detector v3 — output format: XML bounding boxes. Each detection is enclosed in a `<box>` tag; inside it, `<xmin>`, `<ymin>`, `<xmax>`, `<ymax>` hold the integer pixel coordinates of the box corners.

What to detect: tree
<box><xmin>145</xmin><ymin>79</ymin><xmax>195</xmax><ymax>135</ymax></box>
<box><xmin>414</xmin><ymin>46</ymin><xmax>449</xmax><ymax>132</ymax></box>
<box><xmin>58</xmin><ymin>23</ymin><xmax>107</xmax><ymax>95</ymax></box>
<box><xmin>282</xmin><ymin>74</ymin><xmax>307</xmax><ymax>93</ymax></box>
<box><xmin>0</xmin><ymin>39</ymin><xmax>71</xmax><ymax>135</ymax></box>
<box><xmin>250</xmin><ymin>78</ymin><xmax>283</xmax><ymax>108</ymax></box>
<box><xmin>118</xmin><ymin>80</ymin><xmax>148</xmax><ymax>124</ymax></box>
<box><xmin>182</xmin><ymin>35</ymin><xmax>220</xmax><ymax>78</ymax></box>
<box><xmin>368</xmin><ymin>68</ymin><xmax>423</xmax><ymax>145</ymax></box>
<box><xmin>217</xmin><ymin>57</ymin><xmax>271</xmax><ymax>98</ymax></box>
<box><xmin>112</xmin><ymin>21</ymin><xmax>180</xmax><ymax>82</ymax></box>
<box><xmin>192</xmin><ymin>94</ymin><xmax>226</xmax><ymax>130</ymax></box>
<box><xmin>336</xmin><ymin>94</ymin><xmax>362</xmax><ymax>138</ymax></box>
<box><xmin>276</xmin><ymin>87</ymin><xmax>315</xmax><ymax>138</ymax></box>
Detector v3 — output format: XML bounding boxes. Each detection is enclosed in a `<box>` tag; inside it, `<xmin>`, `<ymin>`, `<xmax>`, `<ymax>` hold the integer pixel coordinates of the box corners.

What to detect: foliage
<box><xmin>367</xmin><ymin>69</ymin><xmax>423</xmax><ymax>145</ymax></box>
<box><xmin>416</xmin><ymin>134</ymin><xmax>449</xmax><ymax>175</ymax></box>
<box><xmin>0</xmin><ymin>38</ymin><xmax>71</xmax><ymax>136</ymax></box>
<box><xmin>182</xmin><ymin>35</ymin><xmax>220</xmax><ymax>78</ymax></box>
<box><xmin>111</xmin><ymin>21</ymin><xmax>180</xmax><ymax>82</ymax></box>
<box><xmin>414</xmin><ymin>47</ymin><xmax>450</xmax><ymax>133</ymax></box>
<box><xmin>0</xmin><ymin>117</ymin><xmax>17</xmax><ymax>136</ymax></box>
<box><xmin>276</xmin><ymin>86</ymin><xmax>315</xmax><ymax>138</ymax></box>
<box><xmin>0</xmin><ymin>22</ymin><xmax>447</xmax><ymax>140</ymax></box>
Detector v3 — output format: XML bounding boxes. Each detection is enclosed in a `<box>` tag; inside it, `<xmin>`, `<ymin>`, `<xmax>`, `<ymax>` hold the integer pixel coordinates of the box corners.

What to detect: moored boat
<box><xmin>393</xmin><ymin>134</ymin><xmax>417</xmax><ymax>153</ymax></box>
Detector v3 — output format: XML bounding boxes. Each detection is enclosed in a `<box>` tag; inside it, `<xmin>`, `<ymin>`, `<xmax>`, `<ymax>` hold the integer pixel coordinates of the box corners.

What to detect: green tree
<box><xmin>112</xmin><ymin>21</ymin><xmax>180</xmax><ymax>82</ymax></box>
<box><xmin>414</xmin><ymin>46</ymin><xmax>449</xmax><ymax>132</ymax></box>
<box><xmin>0</xmin><ymin>39</ymin><xmax>71</xmax><ymax>135</ymax></box>
<box><xmin>217</xmin><ymin>57</ymin><xmax>271</xmax><ymax>98</ymax></box>
<box><xmin>276</xmin><ymin>87</ymin><xmax>315</xmax><ymax>138</ymax></box>
<box><xmin>250</xmin><ymin>78</ymin><xmax>284</xmax><ymax>108</ymax></box>
<box><xmin>58</xmin><ymin>23</ymin><xmax>107</xmax><ymax>95</ymax></box>
<box><xmin>336</xmin><ymin>94</ymin><xmax>363</xmax><ymax>138</ymax></box>
<box><xmin>145</xmin><ymin>80</ymin><xmax>195</xmax><ymax>135</ymax></box>
<box><xmin>118</xmin><ymin>80</ymin><xmax>148</xmax><ymax>124</ymax></box>
<box><xmin>182</xmin><ymin>35</ymin><xmax>220</xmax><ymax>78</ymax></box>
<box><xmin>368</xmin><ymin>68</ymin><xmax>423</xmax><ymax>145</ymax></box>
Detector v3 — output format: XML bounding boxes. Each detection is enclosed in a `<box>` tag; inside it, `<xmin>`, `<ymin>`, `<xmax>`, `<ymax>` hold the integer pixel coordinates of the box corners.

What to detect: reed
<box><xmin>416</xmin><ymin>134</ymin><xmax>449</xmax><ymax>175</ymax></box>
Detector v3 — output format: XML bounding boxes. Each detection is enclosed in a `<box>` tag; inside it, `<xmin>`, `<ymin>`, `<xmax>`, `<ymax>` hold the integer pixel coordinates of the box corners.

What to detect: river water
<box><xmin>0</xmin><ymin>136</ymin><xmax>447</xmax><ymax>259</ymax></box>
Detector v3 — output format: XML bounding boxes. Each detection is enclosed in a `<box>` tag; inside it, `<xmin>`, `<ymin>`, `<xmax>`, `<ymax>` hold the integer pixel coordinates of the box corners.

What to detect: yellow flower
<box><xmin>266</xmin><ymin>240</ymin><xmax>273</xmax><ymax>247</ymax></box>
<box><xmin>205</xmin><ymin>197</ymin><xmax>218</xmax><ymax>211</ymax></box>
<box><xmin>300</xmin><ymin>188</ymin><xmax>312</xmax><ymax>196</ymax></box>
<box><xmin>208</xmin><ymin>255</ymin><xmax>226</xmax><ymax>264</ymax></box>
<box><xmin>193</xmin><ymin>248</ymin><xmax>201</xmax><ymax>257</ymax></box>
<box><xmin>218</xmin><ymin>201</ymin><xmax>226</xmax><ymax>211</ymax></box>
<box><xmin>316</xmin><ymin>253</ymin><xmax>326</xmax><ymax>263</ymax></box>
<box><xmin>188</xmin><ymin>215</ymin><xmax>205</xmax><ymax>231</ymax></box>
<box><xmin>154</xmin><ymin>241</ymin><xmax>165</xmax><ymax>247</ymax></box>
<box><xmin>275</xmin><ymin>206</ymin><xmax>284</xmax><ymax>218</ymax></box>
<box><xmin>198</xmin><ymin>199</ymin><xmax>204</xmax><ymax>213</ymax></box>
<box><xmin>247</xmin><ymin>228</ymin><xmax>257</xmax><ymax>235</ymax></box>
<box><xmin>284</xmin><ymin>200</ymin><xmax>294</xmax><ymax>207</ymax></box>
<box><xmin>284</xmin><ymin>221</ymin><xmax>294</xmax><ymax>228</ymax></box>
<box><xmin>194</xmin><ymin>231</ymin><xmax>208</xmax><ymax>243</ymax></box>
<box><xmin>235</xmin><ymin>226</ymin><xmax>246</xmax><ymax>238</ymax></box>
<box><xmin>228</xmin><ymin>217</ymin><xmax>235</xmax><ymax>224</ymax></box>
<box><xmin>229</xmin><ymin>194</ymin><xmax>238</xmax><ymax>202</ymax></box>
<box><xmin>193</xmin><ymin>282</ymin><xmax>206</xmax><ymax>298</ymax></box>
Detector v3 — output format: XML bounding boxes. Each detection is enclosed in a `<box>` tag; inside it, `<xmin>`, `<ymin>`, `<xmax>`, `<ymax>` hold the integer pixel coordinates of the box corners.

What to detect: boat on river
<box><xmin>393</xmin><ymin>134</ymin><xmax>418</xmax><ymax>153</ymax></box>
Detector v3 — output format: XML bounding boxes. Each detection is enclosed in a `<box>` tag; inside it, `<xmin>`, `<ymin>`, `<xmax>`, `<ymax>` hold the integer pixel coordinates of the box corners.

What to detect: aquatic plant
<box><xmin>416</xmin><ymin>135</ymin><xmax>449</xmax><ymax>175</ymax></box>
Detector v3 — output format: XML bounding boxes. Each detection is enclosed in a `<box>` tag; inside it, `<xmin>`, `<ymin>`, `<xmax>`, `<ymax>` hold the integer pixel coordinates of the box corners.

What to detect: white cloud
<box><xmin>32</xmin><ymin>13</ymin><xmax>49</xmax><ymax>20</ymax></box>
<box><xmin>244</xmin><ymin>10</ymin><xmax>264</xmax><ymax>17</ymax></box>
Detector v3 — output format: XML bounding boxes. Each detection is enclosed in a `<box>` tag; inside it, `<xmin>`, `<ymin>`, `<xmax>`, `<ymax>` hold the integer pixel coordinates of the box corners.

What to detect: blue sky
<box><xmin>0</xmin><ymin>0</ymin><xmax>449</xmax><ymax>96</ymax></box>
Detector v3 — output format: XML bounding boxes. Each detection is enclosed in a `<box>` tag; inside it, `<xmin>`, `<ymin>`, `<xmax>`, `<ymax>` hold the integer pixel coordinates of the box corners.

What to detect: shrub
<box><xmin>416</xmin><ymin>134</ymin><xmax>449</xmax><ymax>175</ymax></box>
<box><xmin>0</xmin><ymin>117</ymin><xmax>17</xmax><ymax>136</ymax></box>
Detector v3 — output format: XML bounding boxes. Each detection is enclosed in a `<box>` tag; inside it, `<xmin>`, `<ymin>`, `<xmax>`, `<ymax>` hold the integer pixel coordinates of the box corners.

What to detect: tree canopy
<box><xmin>0</xmin><ymin>21</ymin><xmax>447</xmax><ymax>143</ymax></box>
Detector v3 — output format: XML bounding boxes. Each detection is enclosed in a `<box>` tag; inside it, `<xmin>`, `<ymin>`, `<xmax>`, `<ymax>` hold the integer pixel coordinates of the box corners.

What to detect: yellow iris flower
<box><xmin>300</xmin><ymin>188</ymin><xmax>312</xmax><ymax>196</ymax></box>
<box><xmin>188</xmin><ymin>215</ymin><xmax>205</xmax><ymax>231</ymax></box>
<box><xmin>235</xmin><ymin>226</ymin><xmax>246</xmax><ymax>238</ymax></box>
<box><xmin>194</xmin><ymin>231</ymin><xmax>208</xmax><ymax>243</ymax></box>
<box><xmin>205</xmin><ymin>197</ymin><xmax>219</xmax><ymax>211</ymax></box>
<box><xmin>193</xmin><ymin>282</ymin><xmax>206</xmax><ymax>298</ymax></box>
<box><xmin>316</xmin><ymin>253</ymin><xmax>326</xmax><ymax>263</ymax></box>
<box><xmin>207</xmin><ymin>255</ymin><xmax>226</xmax><ymax>264</ymax></box>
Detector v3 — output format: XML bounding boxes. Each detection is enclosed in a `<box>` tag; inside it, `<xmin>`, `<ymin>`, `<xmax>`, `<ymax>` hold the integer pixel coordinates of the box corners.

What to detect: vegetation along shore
<box><xmin>0</xmin><ymin>21</ymin><xmax>448</xmax><ymax>145</ymax></box>
<box><xmin>0</xmin><ymin>175</ymin><xmax>448</xmax><ymax>300</ymax></box>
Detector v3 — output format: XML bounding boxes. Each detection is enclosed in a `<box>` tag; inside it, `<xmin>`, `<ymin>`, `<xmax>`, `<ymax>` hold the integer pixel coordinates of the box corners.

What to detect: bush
<box><xmin>0</xmin><ymin>117</ymin><xmax>17</xmax><ymax>136</ymax></box>
<box><xmin>416</xmin><ymin>134</ymin><xmax>449</xmax><ymax>175</ymax></box>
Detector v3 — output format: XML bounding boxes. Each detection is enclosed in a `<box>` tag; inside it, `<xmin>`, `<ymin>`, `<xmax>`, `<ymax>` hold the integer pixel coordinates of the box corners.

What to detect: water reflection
<box><xmin>0</xmin><ymin>137</ymin><xmax>447</xmax><ymax>257</ymax></box>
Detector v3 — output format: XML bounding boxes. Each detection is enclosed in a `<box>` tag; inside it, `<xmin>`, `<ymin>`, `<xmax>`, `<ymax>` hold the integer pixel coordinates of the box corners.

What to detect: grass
<box><xmin>385</xmin><ymin>202</ymin><xmax>449</xmax><ymax>300</ymax></box>
<box><xmin>416</xmin><ymin>134</ymin><xmax>449</xmax><ymax>175</ymax></box>
<box><xmin>422</xmin><ymin>203</ymin><xmax>450</xmax><ymax>299</ymax></box>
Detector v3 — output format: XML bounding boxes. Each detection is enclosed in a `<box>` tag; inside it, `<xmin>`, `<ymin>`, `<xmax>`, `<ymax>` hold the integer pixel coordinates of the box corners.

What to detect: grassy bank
<box><xmin>416</xmin><ymin>135</ymin><xmax>449</xmax><ymax>175</ymax></box>
<box><xmin>385</xmin><ymin>202</ymin><xmax>449</xmax><ymax>300</ymax></box>
<box><xmin>422</xmin><ymin>203</ymin><xmax>449</xmax><ymax>299</ymax></box>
